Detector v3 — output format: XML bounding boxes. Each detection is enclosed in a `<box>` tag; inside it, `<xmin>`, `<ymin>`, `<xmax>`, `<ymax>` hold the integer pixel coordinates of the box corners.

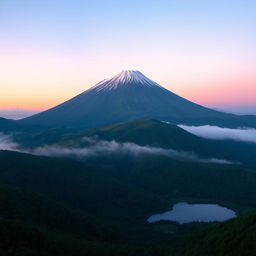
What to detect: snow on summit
<box><xmin>88</xmin><ymin>70</ymin><xmax>163</xmax><ymax>92</ymax></box>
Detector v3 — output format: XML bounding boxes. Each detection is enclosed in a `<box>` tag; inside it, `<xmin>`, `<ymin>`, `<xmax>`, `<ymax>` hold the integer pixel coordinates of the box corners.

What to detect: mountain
<box><xmin>20</xmin><ymin>70</ymin><xmax>256</xmax><ymax>128</ymax></box>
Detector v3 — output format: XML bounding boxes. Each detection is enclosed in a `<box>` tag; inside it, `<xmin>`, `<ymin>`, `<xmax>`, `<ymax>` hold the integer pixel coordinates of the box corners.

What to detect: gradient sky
<box><xmin>1</xmin><ymin>0</ymin><xmax>256</xmax><ymax>117</ymax></box>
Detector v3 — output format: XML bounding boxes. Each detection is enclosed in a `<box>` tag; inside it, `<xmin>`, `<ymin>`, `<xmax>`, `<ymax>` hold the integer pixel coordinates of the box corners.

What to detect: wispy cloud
<box><xmin>0</xmin><ymin>134</ymin><xmax>237</xmax><ymax>165</ymax></box>
<box><xmin>0</xmin><ymin>109</ymin><xmax>39</xmax><ymax>120</ymax></box>
<box><xmin>27</xmin><ymin>137</ymin><xmax>237</xmax><ymax>164</ymax></box>
<box><xmin>0</xmin><ymin>132</ymin><xmax>19</xmax><ymax>151</ymax></box>
<box><xmin>179</xmin><ymin>125</ymin><xmax>256</xmax><ymax>144</ymax></box>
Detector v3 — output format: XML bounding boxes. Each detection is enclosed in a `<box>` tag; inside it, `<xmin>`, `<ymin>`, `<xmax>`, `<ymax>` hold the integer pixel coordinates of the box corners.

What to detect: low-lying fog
<box><xmin>179</xmin><ymin>125</ymin><xmax>256</xmax><ymax>144</ymax></box>
<box><xmin>0</xmin><ymin>132</ymin><xmax>236</xmax><ymax>164</ymax></box>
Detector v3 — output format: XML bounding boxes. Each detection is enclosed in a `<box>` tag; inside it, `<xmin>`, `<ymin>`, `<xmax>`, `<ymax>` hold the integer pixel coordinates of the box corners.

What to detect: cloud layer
<box><xmin>0</xmin><ymin>133</ymin><xmax>236</xmax><ymax>165</ymax></box>
<box><xmin>0</xmin><ymin>132</ymin><xmax>19</xmax><ymax>151</ymax></box>
<box><xmin>179</xmin><ymin>125</ymin><xmax>256</xmax><ymax>144</ymax></box>
<box><xmin>32</xmin><ymin>139</ymin><xmax>235</xmax><ymax>164</ymax></box>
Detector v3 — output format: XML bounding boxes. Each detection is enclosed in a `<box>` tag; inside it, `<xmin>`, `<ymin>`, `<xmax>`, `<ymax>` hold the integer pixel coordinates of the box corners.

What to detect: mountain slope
<box><xmin>59</xmin><ymin>119</ymin><xmax>256</xmax><ymax>165</ymax></box>
<box><xmin>176</xmin><ymin>211</ymin><xmax>256</xmax><ymax>256</ymax></box>
<box><xmin>0</xmin><ymin>219</ymin><xmax>124</xmax><ymax>256</ymax></box>
<box><xmin>2</xmin><ymin>149</ymin><xmax>256</xmax><ymax>211</ymax></box>
<box><xmin>0</xmin><ymin>185</ymin><xmax>116</xmax><ymax>242</ymax></box>
<box><xmin>0</xmin><ymin>150</ymin><xmax>166</xmax><ymax>224</ymax></box>
<box><xmin>0</xmin><ymin>117</ymin><xmax>21</xmax><ymax>132</ymax></box>
<box><xmin>20</xmin><ymin>70</ymin><xmax>256</xmax><ymax>128</ymax></box>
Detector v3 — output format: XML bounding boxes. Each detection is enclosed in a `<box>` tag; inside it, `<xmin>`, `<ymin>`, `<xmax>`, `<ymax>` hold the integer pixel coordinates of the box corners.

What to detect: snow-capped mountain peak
<box><xmin>22</xmin><ymin>69</ymin><xmax>254</xmax><ymax>129</ymax></box>
<box><xmin>89</xmin><ymin>70</ymin><xmax>163</xmax><ymax>92</ymax></box>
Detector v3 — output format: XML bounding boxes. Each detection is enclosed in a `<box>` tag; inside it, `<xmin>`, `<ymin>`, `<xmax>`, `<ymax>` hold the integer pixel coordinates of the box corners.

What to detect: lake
<box><xmin>147</xmin><ymin>202</ymin><xmax>236</xmax><ymax>224</ymax></box>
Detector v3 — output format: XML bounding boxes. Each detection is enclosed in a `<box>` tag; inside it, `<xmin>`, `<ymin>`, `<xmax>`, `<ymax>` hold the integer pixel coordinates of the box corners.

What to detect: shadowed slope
<box><xmin>176</xmin><ymin>211</ymin><xmax>256</xmax><ymax>256</ymax></box>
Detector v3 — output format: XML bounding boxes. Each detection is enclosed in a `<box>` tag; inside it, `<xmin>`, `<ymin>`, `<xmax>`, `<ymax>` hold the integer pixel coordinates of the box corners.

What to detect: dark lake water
<box><xmin>147</xmin><ymin>202</ymin><xmax>236</xmax><ymax>224</ymax></box>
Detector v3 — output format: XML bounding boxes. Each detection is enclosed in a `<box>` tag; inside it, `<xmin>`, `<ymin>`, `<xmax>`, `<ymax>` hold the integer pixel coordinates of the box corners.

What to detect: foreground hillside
<box><xmin>177</xmin><ymin>211</ymin><xmax>256</xmax><ymax>256</ymax></box>
<box><xmin>1</xmin><ymin>148</ymin><xmax>256</xmax><ymax>254</ymax></box>
<box><xmin>0</xmin><ymin>185</ymin><xmax>134</xmax><ymax>256</ymax></box>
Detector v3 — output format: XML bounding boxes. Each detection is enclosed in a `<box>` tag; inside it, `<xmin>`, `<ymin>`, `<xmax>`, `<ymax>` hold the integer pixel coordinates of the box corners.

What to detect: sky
<box><xmin>0</xmin><ymin>0</ymin><xmax>256</xmax><ymax>118</ymax></box>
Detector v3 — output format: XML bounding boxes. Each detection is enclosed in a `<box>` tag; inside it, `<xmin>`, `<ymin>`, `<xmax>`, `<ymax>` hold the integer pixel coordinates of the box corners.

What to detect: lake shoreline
<box><xmin>147</xmin><ymin>201</ymin><xmax>237</xmax><ymax>224</ymax></box>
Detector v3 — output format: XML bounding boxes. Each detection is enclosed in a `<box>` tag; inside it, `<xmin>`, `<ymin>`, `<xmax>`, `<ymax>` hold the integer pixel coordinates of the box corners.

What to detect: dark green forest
<box><xmin>1</xmin><ymin>119</ymin><xmax>256</xmax><ymax>255</ymax></box>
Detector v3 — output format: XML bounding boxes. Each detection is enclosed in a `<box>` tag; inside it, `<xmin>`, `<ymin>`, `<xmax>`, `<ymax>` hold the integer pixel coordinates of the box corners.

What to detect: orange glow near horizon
<box><xmin>0</xmin><ymin>98</ymin><xmax>60</xmax><ymax>111</ymax></box>
<box><xmin>1</xmin><ymin>75</ymin><xmax>256</xmax><ymax>111</ymax></box>
<box><xmin>1</xmin><ymin>43</ymin><xmax>256</xmax><ymax>111</ymax></box>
